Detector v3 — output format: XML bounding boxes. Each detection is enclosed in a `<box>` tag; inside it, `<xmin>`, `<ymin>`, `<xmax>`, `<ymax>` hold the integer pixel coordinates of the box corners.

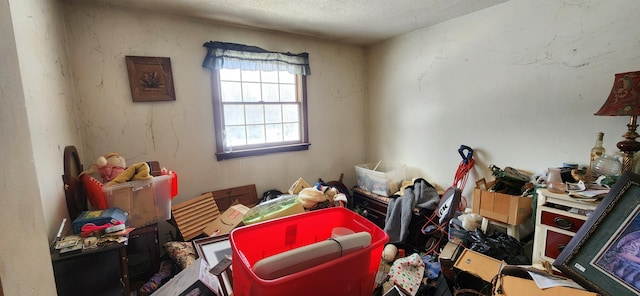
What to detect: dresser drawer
<box><xmin>544</xmin><ymin>229</ymin><xmax>573</xmax><ymax>260</ymax></box>
<box><xmin>541</xmin><ymin>210</ymin><xmax>585</xmax><ymax>233</ymax></box>
<box><xmin>532</xmin><ymin>189</ymin><xmax>600</xmax><ymax>266</ymax></box>
<box><xmin>355</xmin><ymin>195</ymin><xmax>388</xmax><ymax>214</ymax></box>
<box><xmin>360</xmin><ymin>207</ymin><xmax>387</xmax><ymax>229</ymax></box>
<box><xmin>352</xmin><ymin>188</ymin><xmax>389</xmax><ymax>229</ymax></box>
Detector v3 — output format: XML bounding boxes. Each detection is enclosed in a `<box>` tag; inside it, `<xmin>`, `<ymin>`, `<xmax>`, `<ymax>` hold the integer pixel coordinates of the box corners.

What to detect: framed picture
<box><xmin>554</xmin><ymin>172</ymin><xmax>640</xmax><ymax>296</ymax></box>
<box><xmin>192</xmin><ymin>235</ymin><xmax>233</xmax><ymax>296</ymax></box>
<box><xmin>125</xmin><ymin>56</ymin><xmax>176</xmax><ymax>102</ymax></box>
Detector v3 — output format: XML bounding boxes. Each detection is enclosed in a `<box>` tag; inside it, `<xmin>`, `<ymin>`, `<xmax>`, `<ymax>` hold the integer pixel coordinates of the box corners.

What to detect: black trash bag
<box><xmin>468</xmin><ymin>228</ymin><xmax>529</xmax><ymax>265</ymax></box>
<box><xmin>259</xmin><ymin>189</ymin><xmax>283</xmax><ymax>204</ymax></box>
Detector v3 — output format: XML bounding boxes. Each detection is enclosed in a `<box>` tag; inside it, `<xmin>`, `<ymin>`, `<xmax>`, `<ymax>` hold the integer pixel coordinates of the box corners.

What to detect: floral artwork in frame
<box><xmin>554</xmin><ymin>172</ymin><xmax>640</xmax><ymax>296</ymax></box>
<box><xmin>125</xmin><ymin>56</ymin><xmax>176</xmax><ymax>102</ymax></box>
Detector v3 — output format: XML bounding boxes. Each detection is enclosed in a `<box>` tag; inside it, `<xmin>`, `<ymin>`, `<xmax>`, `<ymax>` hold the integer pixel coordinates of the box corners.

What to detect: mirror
<box><xmin>62</xmin><ymin>146</ymin><xmax>87</xmax><ymax>219</ymax></box>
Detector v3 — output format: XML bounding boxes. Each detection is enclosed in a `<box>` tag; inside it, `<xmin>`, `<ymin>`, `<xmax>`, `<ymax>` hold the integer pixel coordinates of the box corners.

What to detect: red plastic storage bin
<box><xmin>230</xmin><ymin>207</ymin><xmax>389</xmax><ymax>296</ymax></box>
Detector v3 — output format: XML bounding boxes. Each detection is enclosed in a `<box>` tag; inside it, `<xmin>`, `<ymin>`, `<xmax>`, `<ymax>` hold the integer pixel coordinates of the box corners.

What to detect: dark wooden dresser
<box><xmin>51</xmin><ymin>223</ymin><xmax>160</xmax><ymax>296</ymax></box>
<box><xmin>352</xmin><ymin>187</ymin><xmax>390</xmax><ymax>229</ymax></box>
<box><xmin>57</xmin><ymin>147</ymin><xmax>162</xmax><ymax>295</ymax></box>
<box><xmin>52</xmin><ymin>243</ymin><xmax>129</xmax><ymax>296</ymax></box>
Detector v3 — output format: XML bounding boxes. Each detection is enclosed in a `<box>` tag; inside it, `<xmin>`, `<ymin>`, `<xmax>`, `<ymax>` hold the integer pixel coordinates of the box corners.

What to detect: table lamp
<box><xmin>595</xmin><ymin>71</ymin><xmax>640</xmax><ymax>173</ymax></box>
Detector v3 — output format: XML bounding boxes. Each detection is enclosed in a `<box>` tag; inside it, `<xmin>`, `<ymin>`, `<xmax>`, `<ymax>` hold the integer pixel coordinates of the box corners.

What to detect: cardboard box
<box><xmin>453</xmin><ymin>248</ymin><xmax>597</xmax><ymax>296</ymax></box>
<box><xmin>203</xmin><ymin>204</ymin><xmax>250</xmax><ymax>237</ymax></box>
<box><xmin>500</xmin><ymin>276</ymin><xmax>597</xmax><ymax>296</ymax></box>
<box><xmin>472</xmin><ymin>188</ymin><xmax>532</xmax><ymax>225</ymax></box>
<box><xmin>152</xmin><ymin>258</ymin><xmax>219</xmax><ymax>296</ymax></box>
<box><xmin>453</xmin><ymin>248</ymin><xmax>502</xmax><ymax>295</ymax></box>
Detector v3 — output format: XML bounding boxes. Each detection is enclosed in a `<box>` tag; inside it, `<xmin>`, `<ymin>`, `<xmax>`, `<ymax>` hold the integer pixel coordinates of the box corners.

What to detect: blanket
<box><xmin>105</xmin><ymin>162</ymin><xmax>152</xmax><ymax>187</ymax></box>
<box><xmin>384</xmin><ymin>178</ymin><xmax>440</xmax><ymax>244</ymax></box>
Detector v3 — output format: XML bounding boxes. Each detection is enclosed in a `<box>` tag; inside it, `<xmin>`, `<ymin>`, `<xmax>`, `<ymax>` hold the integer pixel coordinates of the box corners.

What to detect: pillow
<box><xmin>164</xmin><ymin>241</ymin><xmax>197</xmax><ymax>270</ymax></box>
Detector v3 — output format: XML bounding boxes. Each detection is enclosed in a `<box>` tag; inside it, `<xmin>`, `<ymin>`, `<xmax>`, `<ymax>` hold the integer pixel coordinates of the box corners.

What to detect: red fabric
<box><xmin>80</xmin><ymin>220</ymin><xmax>125</xmax><ymax>237</ymax></box>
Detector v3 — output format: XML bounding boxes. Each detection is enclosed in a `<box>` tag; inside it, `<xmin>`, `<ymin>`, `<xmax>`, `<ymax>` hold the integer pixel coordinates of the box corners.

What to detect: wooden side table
<box><xmin>531</xmin><ymin>188</ymin><xmax>600</xmax><ymax>266</ymax></box>
<box><xmin>127</xmin><ymin>223</ymin><xmax>160</xmax><ymax>287</ymax></box>
<box><xmin>480</xmin><ymin>218</ymin><xmax>523</xmax><ymax>241</ymax></box>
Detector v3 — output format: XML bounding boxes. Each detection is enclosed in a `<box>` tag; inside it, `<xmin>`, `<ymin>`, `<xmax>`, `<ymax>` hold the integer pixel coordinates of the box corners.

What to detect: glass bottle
<box><xmin>590</xmin><ymin>132</ymin><xmax>605</xmax><ymax>172</ymax></box>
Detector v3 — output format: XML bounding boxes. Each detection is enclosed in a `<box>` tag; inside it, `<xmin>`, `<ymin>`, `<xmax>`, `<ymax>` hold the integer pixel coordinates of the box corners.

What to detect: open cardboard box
<box><xmin>453</xmin><ymin>248</ymin><xmax>597</xmax><ymax>296</ymax></box>
<box><xmin>472</xmin><ymin>179</ymin><xmax>532</xmax><ymax>225</ymax></box>
<box><xmin>202</xmin><ymin>204</ymin><xmax>250</xmax><ymax>237</ymax></box>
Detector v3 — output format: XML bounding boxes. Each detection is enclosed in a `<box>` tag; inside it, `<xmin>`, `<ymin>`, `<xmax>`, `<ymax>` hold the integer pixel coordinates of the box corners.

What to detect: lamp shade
<box><xmin>595</xmin><ymin>71</ymin><xmax>640</xmax><ymax>116</ymax></box>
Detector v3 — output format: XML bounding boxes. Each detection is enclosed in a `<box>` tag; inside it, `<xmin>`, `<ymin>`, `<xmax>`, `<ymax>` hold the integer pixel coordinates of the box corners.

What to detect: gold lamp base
<box><xmin>617</xmin><ymin>115</ymin><xmax>640</xmax><ymax>173</ymax></box>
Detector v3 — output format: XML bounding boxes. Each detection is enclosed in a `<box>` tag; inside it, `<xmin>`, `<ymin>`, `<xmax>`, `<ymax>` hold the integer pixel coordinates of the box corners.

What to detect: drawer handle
<box><xmin>557</xmin><ymin>244</ymin><xmax>566</xmax><ymax>252</ymax></box>
<box><xmin>554</xmin><ymin>217</ymin><xmax>573</xmax><ymax>230</ymax></box>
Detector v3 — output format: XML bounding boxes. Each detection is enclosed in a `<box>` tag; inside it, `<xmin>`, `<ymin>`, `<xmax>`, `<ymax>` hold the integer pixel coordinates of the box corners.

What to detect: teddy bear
<box><xmin>95</xmin><ymin>152</ymin><xmax>126</xmax><ymax>183</ymax></box>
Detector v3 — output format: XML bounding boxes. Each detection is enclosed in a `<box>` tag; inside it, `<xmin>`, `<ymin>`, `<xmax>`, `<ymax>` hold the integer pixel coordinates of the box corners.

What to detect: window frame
<box><xmin>210</xmin><ymin>69</ymin><xmax>310</xmax><ymax>161</ymax></box>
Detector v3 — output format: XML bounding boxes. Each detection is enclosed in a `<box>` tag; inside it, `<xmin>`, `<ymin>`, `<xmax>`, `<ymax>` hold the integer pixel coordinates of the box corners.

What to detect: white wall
<box><xmin>367</xmin><ymin>0</ymin><xmax>640</xmax><ymax>200</ymax></box>
<box><xmin>2</xmin><ymin>0</ymin><xmax>80</xmax><ymax>294</ymax></box>
<box><xmin>4</xmin><ymin>0</ymin><xmax>639</xmax><ymax>294</ymax></box>
<box><xmin>62</xmin><ymin>3</ymin><xmax>367</xmax><ymax>209</ymax></box>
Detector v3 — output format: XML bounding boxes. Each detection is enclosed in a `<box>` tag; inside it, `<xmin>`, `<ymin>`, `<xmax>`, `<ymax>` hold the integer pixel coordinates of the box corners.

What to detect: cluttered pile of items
<box><xmin>368</xmin><ymin>145</ymin><xmax>611</xmax><ymax>296</ymax></box>
<box><xmin>156</xmin><ymin>175</ymin><xmax>383</xmax><ymax>296</ymax></box>
<box><xmin>57</xmin><ymin>151</ymin><xmax>178</xmax><ymax>254</ymax></box>
<box><xmin>56</xmin><ymin>147</ymin><xmax>179</xmax><ymax>296</ymax></box>
<box><xmin>52</xmin><ymin>208</ymin><xmax>132</xmax><ymax>256</ymax></box>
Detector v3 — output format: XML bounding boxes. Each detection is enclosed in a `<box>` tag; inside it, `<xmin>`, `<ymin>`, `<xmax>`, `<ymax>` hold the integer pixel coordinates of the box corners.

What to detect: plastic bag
<box><xmin>468</xmin><ymin>229</ymin><xmax>529</xmax><ymax>265</ymax></box>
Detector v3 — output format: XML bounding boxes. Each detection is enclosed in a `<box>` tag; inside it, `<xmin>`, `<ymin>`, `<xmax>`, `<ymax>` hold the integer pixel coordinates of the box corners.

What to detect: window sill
<box><xmin>216</xmin><ymin>143</ymin><xmax>311</xmax><ymax>161</ymax></box>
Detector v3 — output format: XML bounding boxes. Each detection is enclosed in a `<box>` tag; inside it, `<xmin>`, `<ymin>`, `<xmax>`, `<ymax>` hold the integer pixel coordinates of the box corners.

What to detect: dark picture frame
<box><xmin>192</xmin><ymin>234</ymin><xmax>231</xmax><ymax>265</ymax></box>
<box><xmin>554</xmin><ymin>172</ymin><xmax>640</xmax><ymax>296</ymax></box>
<box><xmin>125</xmin><ymin>56</ymin><xmax>176</xmax><ymax>102</ymax></box>
<box><xmin>192</xmin><ymin>234</ymin><xmax>232</xmax><ymax>296</ymax></box>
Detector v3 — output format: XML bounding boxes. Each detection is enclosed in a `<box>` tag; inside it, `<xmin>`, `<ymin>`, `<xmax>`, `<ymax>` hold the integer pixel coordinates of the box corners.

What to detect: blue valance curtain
<box><xmin>202</xmin><ymin>41</ymin><xmax>310</xmax><ymax>75</ymax></box>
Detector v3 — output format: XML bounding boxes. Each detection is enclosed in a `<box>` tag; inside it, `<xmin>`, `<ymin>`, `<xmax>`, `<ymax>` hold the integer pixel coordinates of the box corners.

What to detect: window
<box><xmin>203</xmin><ymin>42</ymin><xmax>311</xmax><ymax>160</ymax></box>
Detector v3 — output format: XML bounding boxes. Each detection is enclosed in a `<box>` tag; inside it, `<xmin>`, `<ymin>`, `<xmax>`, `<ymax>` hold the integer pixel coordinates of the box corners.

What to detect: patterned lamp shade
<box><xmin>595</xmin><ymin>71</ymin><xmax>640</xmax><ymax>116</ymax></box>
<box><xmin>594</xmin><ymin>71</ymin><xmax>640</xmax><ymax>173</ymax></box>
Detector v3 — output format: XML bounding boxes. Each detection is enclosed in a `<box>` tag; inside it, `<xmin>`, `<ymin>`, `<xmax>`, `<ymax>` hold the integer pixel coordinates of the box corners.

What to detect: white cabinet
<box><xmin>531</xmin><ymin>189</ymin><xmax>600</xmax><ymax>265</ymax></box>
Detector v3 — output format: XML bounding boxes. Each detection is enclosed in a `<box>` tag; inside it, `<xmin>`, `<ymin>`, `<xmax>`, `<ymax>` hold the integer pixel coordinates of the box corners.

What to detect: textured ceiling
<box><xmin>68</xmin><ymin>0</ymin><xmax>509</xmax><ymax>45</ymax></box>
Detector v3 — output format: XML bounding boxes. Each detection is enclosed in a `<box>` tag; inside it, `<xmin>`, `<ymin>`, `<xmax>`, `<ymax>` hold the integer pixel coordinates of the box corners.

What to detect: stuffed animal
<box><xmin>105</xmin><ymin>162</ymin><xmax>152</xmax><ymax>187</ymax></box>
<box><xmin>96</xmin><ymin>152</ymin><xmax>126</xmax><ymax>183</ymax></box>
<box><xmin>457</xmin><ymin>209</ymin><xmax>483</xmax><ymax>231</ymax></box>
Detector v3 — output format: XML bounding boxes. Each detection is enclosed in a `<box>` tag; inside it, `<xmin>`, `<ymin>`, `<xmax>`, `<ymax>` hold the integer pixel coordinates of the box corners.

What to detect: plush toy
<box><xmin>96</xmin><ymin>152</ymin><xmax>126</xmax><ymax>183</ymax></box>
<box><xmin>296</xmin><ymin>183</ymin><xmax>350</xmax><ymax>209</ymax></box>
<box><xmin>297</xmin><ymin>188</ymin><xmax>327</xmax><ymax>209</ymax></box>
<box><xmin>105</xmin><ymin>162</ymin><xmax>152</xmax><ymax>187</ymax></box>
<box><xmin>457</xmin><ymin>209</ymin><xmax>483</xmax><ymax>231</ymax></box>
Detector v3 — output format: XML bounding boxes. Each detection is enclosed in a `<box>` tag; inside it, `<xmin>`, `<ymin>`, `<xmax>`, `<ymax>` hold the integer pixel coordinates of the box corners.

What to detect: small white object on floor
<box><xmin>382</xmin><ymin>244</ymin><xmax>398</xmax><ymax>263</ymax></box>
